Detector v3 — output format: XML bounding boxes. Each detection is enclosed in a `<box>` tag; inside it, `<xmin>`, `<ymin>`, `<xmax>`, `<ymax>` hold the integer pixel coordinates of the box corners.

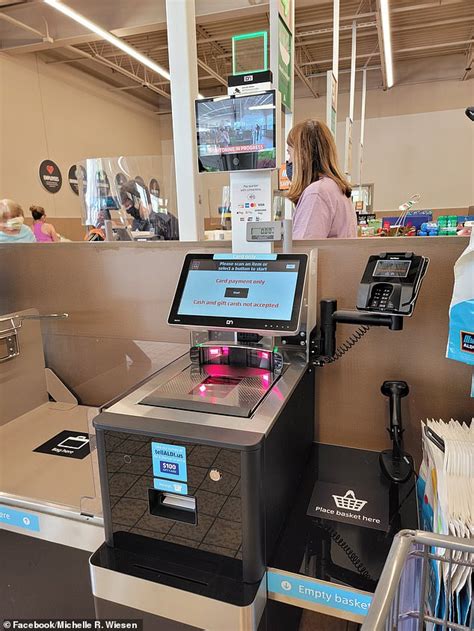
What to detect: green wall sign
<box><xmin>278</xmin><ymin>17</ymin><xmax>292</xmax><ymax>110</ymax></box>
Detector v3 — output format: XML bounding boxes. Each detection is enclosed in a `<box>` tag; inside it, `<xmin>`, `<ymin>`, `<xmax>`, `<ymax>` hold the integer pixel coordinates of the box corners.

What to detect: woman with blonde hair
<box><xmin>30</xmin><ymin>205</ymin><xmax>60</xmax><ymax>242</ymax></box>
<box><xmin>0</xmin><ymin>199</ymin><xmax>35</xmax><ymax>243</ymax></box>
<box><xmin>286</xmin><ymin>119</ymin><xmax>357</xmax><ymax>239</ymax></box>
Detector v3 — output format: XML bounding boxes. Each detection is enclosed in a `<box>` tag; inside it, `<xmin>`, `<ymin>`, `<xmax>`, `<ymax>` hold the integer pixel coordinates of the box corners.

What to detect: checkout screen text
<box><xmin>177</xmin><ymin>259</ymin><xmax>300</xmax><ymax>321</ymax></box>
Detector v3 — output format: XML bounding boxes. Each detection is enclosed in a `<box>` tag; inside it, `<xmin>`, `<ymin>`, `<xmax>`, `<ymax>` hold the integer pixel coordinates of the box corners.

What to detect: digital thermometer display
<box><xmin>250</xmin><ymin>226</ymin><xmax>277</xmax><ymax>240</ymax></box>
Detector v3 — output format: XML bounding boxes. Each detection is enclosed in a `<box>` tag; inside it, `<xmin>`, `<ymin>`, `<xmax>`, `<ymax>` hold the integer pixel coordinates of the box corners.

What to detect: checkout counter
<box><xmin>90</xmin><ymin>252</ymin><xmax>316</xmax><ymax>629</ymax></box>
<box><xmin>88</xmin><ymin>250</ymin><xmax>426</xmax><ymax>629</ymax></box>
<box><xmin>0</xmin><ymin>244</ymin><xmax>433</xmax><ymax>628</ymax></box>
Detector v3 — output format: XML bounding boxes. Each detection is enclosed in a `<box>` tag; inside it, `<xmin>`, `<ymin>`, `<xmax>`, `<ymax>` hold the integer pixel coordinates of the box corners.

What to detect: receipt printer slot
<box><xmin>148</xmin><ymin>489</ymin><xmax>197</xmax><ymax>525</ymax></box>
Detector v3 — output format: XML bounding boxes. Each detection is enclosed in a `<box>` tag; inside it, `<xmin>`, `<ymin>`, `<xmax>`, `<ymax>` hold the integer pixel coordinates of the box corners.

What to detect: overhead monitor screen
<box><xmin>195</xmin><ymin>91</ymin><xmax>277</xmax><ymax>173</ymax></box>
<box><xmin>168</xmin><ymin>253</ymin><xmax>307</xmax><ymax>333</ymax></box>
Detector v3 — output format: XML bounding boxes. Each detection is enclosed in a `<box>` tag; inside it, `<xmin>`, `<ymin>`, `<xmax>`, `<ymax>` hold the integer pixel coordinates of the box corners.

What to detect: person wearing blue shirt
<box><xmin>0</xmin><ymin>199</ymin><xmax>35</xmax><ymax>243</ymax></box>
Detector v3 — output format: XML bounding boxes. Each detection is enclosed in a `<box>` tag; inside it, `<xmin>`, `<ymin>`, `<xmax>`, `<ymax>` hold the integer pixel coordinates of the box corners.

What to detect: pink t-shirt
<box><xmin>292</xmin><ymin>176</ymin><xmax>357</xmax><ymax>239</ymax></box>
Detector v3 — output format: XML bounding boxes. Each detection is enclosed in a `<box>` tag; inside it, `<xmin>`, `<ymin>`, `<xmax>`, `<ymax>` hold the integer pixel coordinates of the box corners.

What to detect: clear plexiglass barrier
<box><xmin>76</xmin><ymin>155</ymin><xmax>179</xmax><ymax>241</ymax></box>
<box><xmin>0</xmin><ymin>309</ymin><xmax>101</xmax><ymax>519</ymax></box>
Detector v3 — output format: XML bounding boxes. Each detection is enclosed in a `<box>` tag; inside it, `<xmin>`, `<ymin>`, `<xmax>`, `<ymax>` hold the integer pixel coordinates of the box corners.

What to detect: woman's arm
<box><xmin>45</xmin><ymin>222</ymin><xmax>60</xmax><ymax>242</ymax></box>
<box><xmin>292</xmin><ymin>191</ymin><xmax>334</xmax><ymax>239</ymax></box>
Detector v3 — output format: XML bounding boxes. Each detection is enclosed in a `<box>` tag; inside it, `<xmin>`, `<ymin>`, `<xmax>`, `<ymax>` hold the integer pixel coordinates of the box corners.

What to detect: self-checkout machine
<box><xmin>0</xmin><ymin>310</ymin><xmax>104</xmax><ymax>617</ymax></box>
<box><xmin>88</xmin><ymin>33</ymin><xmax>319</xmax><ymax>631</ymax></box>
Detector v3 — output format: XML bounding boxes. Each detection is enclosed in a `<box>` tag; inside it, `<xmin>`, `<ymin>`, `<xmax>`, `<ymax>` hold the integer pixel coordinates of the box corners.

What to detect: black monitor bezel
<box><xmin>168</xmin><ymin>253</ymin><xmax>308</xmax><ymax>333</ymax></box>
<box><xmin>195</xmin><ymin>90</ymin><xmax>277</xmax><ymax>174</ymax></box>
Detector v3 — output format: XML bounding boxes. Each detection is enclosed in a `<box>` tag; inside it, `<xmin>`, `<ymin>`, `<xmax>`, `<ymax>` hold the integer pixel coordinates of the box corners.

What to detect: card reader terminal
<box><xmin>356</xmin><ymin>252</ymin><xmax>429</xmax><ymax>316</ymax></box>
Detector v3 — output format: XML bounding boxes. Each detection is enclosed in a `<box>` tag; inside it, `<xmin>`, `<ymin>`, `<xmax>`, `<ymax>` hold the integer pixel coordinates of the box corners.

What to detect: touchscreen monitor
<box><xmin>168</xmin><ymin>253</ymin><xmax>307</xmax><ymax>333</ymax></box>
<box><xmin>195</xmin><ymin>91</ymin><xmax>276</xmax><ymax>173</ymax></box>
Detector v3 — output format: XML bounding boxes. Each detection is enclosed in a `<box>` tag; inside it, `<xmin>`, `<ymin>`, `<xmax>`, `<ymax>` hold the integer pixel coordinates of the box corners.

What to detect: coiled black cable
<box><xmin>317</xmin><ymin>521</ymin><xmax>374</xmax><ymax>582</ymax></box>
<box><xmin>322</xmin><ymin>324</ymin><xmax>370</xmax><ymax>364</ymax></box>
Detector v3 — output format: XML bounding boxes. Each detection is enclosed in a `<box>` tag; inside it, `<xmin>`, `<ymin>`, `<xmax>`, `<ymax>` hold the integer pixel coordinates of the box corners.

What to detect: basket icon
<box><xmin>332</xmin><ymin>490</ymin><xmax>367</xmax><ymax>512</ymax></box>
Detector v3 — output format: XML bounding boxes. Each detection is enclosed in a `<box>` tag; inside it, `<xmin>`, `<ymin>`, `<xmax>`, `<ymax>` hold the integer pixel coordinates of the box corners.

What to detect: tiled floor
<box><xmin>299</xmin><ymin>611</ymin><xmax>360</xmax><ymax>630</ymax></box>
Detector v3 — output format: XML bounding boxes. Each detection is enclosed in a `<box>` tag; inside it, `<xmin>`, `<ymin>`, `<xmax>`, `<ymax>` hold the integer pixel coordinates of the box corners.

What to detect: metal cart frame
<box><xmin>362</xmin><ymin>529</ymin><xmax>474</xmax><ymax>630</ymax></box>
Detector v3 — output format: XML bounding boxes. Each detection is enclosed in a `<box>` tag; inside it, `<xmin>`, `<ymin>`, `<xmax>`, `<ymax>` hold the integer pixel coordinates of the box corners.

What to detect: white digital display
<box><xmin>373</xmin><ymin>260</ymin><xmax>411</xmax><ymax>278</ymax></box>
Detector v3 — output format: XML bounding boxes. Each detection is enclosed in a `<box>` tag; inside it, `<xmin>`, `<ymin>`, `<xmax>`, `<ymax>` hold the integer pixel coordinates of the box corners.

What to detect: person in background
<box><xmin>119</xmin><ymin>180</ymin><xmax>151</xmax><ymax>232</ymax></box>
<box><xmin>286</xmin><ymin>119</ymin><xmax>357</xmax><ymax>239</ymax></box>
<box><xmin>30</xmin><ymin>205</ymin><xmax>60</xmax><ymax>242</ymax></box>
<box><xmin>0</xmin><ymin>199</ymin><xmax>35</xmax><ymax>243</ymax></box>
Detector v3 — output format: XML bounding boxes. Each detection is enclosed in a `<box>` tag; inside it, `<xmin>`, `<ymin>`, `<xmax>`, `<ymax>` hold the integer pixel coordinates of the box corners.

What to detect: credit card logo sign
<box><xmin>160</xmin><ymin>461</ymin><xmax>179</xmax><ymax>476</ymax></box>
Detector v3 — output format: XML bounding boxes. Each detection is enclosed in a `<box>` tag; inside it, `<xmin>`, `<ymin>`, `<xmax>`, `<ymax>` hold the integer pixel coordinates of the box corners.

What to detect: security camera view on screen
<box><xmin>177</xmin><ymin>258</ymin><xmax>300</xmax><ymax>321</ymax></box>
<box><xmin>196</xmin><ymin>91</ymin><xmax>276</xmax><ymax>172</ymax></box>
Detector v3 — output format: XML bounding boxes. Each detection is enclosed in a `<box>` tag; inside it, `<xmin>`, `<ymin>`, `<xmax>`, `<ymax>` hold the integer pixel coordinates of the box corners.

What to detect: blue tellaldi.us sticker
<box><xmin>0</xmin><ymin>505</ymin><xmax>40</xmax><ymax>533</ymax></box>
<box><xmin>151</xmin><ymin>442</ymin><xmax>188</xmax><ymax>482</ymax></box>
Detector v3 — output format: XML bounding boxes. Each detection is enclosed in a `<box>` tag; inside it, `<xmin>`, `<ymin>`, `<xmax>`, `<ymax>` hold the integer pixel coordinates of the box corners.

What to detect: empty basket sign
<box><xmin>39</xmin><ymin>160</ymin><xmax>62</xmax><ymax>193</ymax></box>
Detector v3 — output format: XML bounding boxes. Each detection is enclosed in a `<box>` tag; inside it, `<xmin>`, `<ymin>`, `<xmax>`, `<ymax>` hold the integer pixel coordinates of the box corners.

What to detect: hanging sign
<box><xmin>278</xmin><ymin>17</ymin><xmax>293</xmax><ymax>111</ymax></box>
<box><xmin>344</xmin><ymin>117</ymin><xmax>353</xmax><ymax>177</ymax></box>
<box><xmin>326</xmin><ymin>72</ymin><xmax>338</xmax><ymax>137</ymax></box>
<box><xmin>39</xmin><ymin>160</ymin><xmax>62</xmax><ymax>193</ymax></box>
<box><xmin>279</xmin><ymin>0</ymin><xmax>293</xmax><ymax>30</ymax></box>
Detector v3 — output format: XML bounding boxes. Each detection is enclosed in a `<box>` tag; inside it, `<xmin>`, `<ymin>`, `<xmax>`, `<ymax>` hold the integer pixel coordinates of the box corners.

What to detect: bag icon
<box><xmin>332</xmin><ymin>490</ymin><xmax>367</xmax><ymax>512</ymax></box>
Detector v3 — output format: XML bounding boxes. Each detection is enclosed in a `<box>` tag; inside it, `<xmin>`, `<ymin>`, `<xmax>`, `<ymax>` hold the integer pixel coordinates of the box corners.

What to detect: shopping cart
<box><xmin>362</xmin><ymin>530</ymin><xmax>474</xmax><ymax>630</ymax></box>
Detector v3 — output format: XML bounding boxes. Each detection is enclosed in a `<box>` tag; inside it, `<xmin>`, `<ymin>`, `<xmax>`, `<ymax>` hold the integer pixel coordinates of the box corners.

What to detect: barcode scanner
<box><xmin>379</xmin><ymin>381</ymin><xmax>414</xmax><ymax>484</ymax></box>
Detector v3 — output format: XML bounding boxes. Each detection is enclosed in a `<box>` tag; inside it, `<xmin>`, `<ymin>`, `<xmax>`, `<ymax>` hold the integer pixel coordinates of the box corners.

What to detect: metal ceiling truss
<box><xmin>69</xmin><ymin>44</ymin><xmax>171</xmax><ymax>100</ymax></box>
<box><xmin>1</xmin><ymin>0</ymin><xmax>472</xmax><ymax>106</ymax></box>
<box><xmin>196</xmin><ymin>24</ymin><xmax>229</xmax><ymax>86</ymax></box>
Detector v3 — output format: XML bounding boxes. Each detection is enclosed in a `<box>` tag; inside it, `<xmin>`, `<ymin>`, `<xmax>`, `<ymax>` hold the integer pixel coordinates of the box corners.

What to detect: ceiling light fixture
<box><xmin>44</xmin><ymin>0</ymin><xmax>171</xmax><ymax>82</ymax></box>
<box><xmin>379</xmin><ymin>0</ymin><xmax>394</xmax><ymax>88</ymax></box>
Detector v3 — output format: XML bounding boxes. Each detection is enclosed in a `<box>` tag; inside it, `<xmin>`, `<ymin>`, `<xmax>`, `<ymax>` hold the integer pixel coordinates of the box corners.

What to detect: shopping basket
<box><xmin>332</xmin><ymin>490</ymin><xmax>367</xmax><ymax>511</ymax></box>
<box><xmin>361</xmin><ymin>530</ymin><xmax>474</xmax><ymax>630</ymax></box>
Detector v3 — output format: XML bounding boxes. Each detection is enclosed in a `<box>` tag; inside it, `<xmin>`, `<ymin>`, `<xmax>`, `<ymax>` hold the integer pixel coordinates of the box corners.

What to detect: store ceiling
<box><xmin>1</xmin><ymin>0</ymin><xmax>473</xmax><ymax>111</ymax></box>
